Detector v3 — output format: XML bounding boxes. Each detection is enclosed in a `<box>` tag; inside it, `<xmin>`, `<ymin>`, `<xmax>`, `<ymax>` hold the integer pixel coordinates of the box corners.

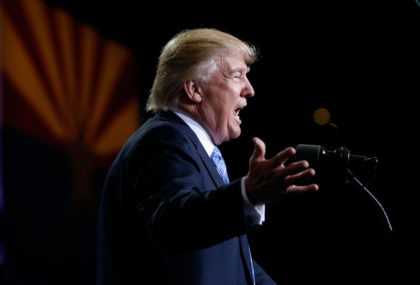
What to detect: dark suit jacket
<box><xmin>96</xmin><ymin>110</ymin><xmax>276</xmax><ymax>285</ymax></box>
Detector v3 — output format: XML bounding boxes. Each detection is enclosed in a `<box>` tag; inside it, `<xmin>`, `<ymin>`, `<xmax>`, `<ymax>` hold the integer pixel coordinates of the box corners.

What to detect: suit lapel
<box><xmin>157</xmin><ymin>111</ymin><xmax>225</xmax><ymax>187</ymax></box>
<box><xmin>239</xmin><ymin>235</ymin><xmax>255</xmax><ymax>285</ymax></box>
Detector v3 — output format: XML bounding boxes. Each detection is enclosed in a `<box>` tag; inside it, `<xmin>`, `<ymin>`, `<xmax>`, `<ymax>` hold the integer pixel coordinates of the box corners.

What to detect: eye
<box><xmin>232</xmin><ymin>69</ymin><xmax>248</xmax><ymax>81</ymax></box>
<box><xmin>232</xmin><ymin>72</ymin><xmax>241</xmax><ymax>79</ymax></box>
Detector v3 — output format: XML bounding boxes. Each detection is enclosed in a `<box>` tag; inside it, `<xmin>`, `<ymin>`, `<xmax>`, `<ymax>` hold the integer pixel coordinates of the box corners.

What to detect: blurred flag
<box><xmin>0</xmin><ymin>0</ymin><xmax>141</xmax><ymax>204</ymax></box>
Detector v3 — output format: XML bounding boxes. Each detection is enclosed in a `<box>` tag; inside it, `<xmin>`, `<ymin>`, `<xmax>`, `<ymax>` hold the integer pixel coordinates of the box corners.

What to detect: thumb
<box><xmin>250</xmin><ymin>137</ymin><xmax>266</xmax><ymax>162</ymax></box>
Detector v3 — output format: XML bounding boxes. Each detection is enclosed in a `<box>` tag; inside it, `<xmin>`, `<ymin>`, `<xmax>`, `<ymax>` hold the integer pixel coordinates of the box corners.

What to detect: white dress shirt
<box><xmin>175</xmin><ymin>111</ymin><xmax>265</xmax><ymax>225</ymax></box>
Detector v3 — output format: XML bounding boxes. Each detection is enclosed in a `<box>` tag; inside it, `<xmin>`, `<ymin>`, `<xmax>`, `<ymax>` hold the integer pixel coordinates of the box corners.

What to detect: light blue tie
<box><xmin>211</xmin><ymin>146</ymin><xmax>254</xmax><ymax>284</ymax></box>
<box><xmin>210</xmin><ymin>146</ymin><xmax>229</xmax><ymax>184</ymax></box>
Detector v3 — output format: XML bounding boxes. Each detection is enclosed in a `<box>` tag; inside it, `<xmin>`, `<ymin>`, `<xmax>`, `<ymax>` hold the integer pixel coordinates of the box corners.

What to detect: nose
<box><xmin>242</xmin><ymin>76</ymin><xmax>255</xmax><ymax>97</ymax></box>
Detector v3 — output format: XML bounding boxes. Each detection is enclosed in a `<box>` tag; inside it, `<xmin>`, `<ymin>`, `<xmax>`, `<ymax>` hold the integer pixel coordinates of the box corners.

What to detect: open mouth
<box><xmin>234</xmin><ymin>105</ymin><xmax>245</xmax><ymax>121</ymax></box>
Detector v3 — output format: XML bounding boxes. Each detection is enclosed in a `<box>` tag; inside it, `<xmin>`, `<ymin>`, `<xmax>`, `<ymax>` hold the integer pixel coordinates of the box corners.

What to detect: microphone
<box><xmin>296</xmin><ymin>145</ymin><xmax>393</xmax><ymax>231</ymax></box>
<box><xmin>295</xmin><ymin>144</ymin><xmax>378</xmax><ymax>173</ymax></box>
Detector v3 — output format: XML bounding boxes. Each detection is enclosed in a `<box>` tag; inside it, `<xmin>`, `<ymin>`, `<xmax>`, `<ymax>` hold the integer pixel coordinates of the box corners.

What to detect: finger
<box><xmin>279</xmin><ymin>160</ymin><xmax>310</xmax><ymax>175</ymax></box>
<box><xmin>270</xmin><ymin>147</ymin><xmax>296</xmax><ymax>167</ymax></box>
<box><xmin>284</xmin><ymin>168</ymin><xmax>317</xmax><ymax>187</ymax></box>
<box><xmin>286</xmin><ymin>183</ymin><xmax>319</xmax><ymax>193</ymax></box>
<box><xmin>250</xmin><ymin>137</ymin><xmax>266</xmax><ymax>162</ymax></box>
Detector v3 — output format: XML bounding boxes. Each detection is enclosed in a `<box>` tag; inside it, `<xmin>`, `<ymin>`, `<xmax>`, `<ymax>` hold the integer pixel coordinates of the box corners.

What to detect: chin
<box><xmin>230</xmin><ymin>129</ymin><xmax>241</xmax><ymax>140</ymax></box>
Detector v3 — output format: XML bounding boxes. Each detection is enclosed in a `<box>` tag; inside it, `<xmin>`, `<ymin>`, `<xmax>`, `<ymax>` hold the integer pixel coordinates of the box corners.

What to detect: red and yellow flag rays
<box><xmin>1</xmin><ymin>0</ymin><xmax>141</xmax><ymax>203</ymax></box>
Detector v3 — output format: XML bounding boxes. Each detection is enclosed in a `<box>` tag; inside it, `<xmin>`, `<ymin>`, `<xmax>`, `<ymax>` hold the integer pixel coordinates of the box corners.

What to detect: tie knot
<box><xmin>211</xmin><ymin>146</ymin><xmax>229</xmax><ymax>184</ymax></box>
<box><xmin>211</xmin><ymin>146</ymin><xmax>222</xmax><ymax>160</ymax></box>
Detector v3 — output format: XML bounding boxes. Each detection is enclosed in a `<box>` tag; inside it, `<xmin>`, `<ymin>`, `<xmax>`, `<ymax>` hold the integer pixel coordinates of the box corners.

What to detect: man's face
<box><xmin>198</xmin><ymin>52</ymin><xmax>255</xmax><ymax>145</ymax></box>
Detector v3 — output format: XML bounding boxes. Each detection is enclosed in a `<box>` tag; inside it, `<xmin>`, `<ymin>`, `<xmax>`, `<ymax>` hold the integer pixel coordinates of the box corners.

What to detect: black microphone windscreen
<box><xmin>295</xmin><ymin>144</ymin><xmax>322</xmax><ymax>169</ymax></box>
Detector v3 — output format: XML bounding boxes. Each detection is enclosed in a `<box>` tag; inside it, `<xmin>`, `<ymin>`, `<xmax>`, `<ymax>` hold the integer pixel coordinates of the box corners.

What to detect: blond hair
<box><xmin>146</xmin><ymin>28</ymin><xmax>258</xmax><ymax>112</ymax></box>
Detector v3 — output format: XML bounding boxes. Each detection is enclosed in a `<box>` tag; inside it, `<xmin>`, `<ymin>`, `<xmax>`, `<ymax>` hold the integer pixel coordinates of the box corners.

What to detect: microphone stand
<box><xmin>344</xmin><ymin>168</ymin><xmax>393</xmax><ymax>232</ymax></box>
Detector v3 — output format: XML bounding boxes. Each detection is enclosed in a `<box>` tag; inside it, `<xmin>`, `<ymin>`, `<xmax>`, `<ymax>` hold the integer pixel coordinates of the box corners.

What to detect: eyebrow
<box><xmin>230</xmin><ymin>66</ymin><xmax>250</xmax><ymax>74</ymax></box>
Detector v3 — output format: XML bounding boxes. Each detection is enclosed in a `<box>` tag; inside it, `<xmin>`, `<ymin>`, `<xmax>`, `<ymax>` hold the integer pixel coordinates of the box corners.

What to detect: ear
<box><xmin>183</xmin><ymin>80</ymin><xmax>203</xmax><ymax>103</ymax></box>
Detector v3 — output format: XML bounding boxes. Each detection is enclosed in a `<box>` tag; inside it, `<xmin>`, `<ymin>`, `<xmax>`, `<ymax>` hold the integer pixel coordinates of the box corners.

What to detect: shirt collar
<box><xmin>174</xmin><ymin>111</ymin><xmax>215</xmax><ymax>157</ymax></box>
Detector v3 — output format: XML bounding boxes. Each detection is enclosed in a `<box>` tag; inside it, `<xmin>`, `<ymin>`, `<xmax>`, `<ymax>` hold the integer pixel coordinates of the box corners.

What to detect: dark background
<box><xmin>3</xmin><ymin>0</ymin><xmax>420</xmax><ymax>284</ymax></box>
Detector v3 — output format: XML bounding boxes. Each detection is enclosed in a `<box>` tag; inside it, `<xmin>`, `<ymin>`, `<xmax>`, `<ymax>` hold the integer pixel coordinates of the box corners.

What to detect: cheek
<box><xmin>213</xmin><ymin>99</ymin><xmax>230</xmax><ymax>117</ymax></box>
<box><xmin>221</xmin><ymin>104</ymin><xmax>234</xmax><ymax>124</ymax></box>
